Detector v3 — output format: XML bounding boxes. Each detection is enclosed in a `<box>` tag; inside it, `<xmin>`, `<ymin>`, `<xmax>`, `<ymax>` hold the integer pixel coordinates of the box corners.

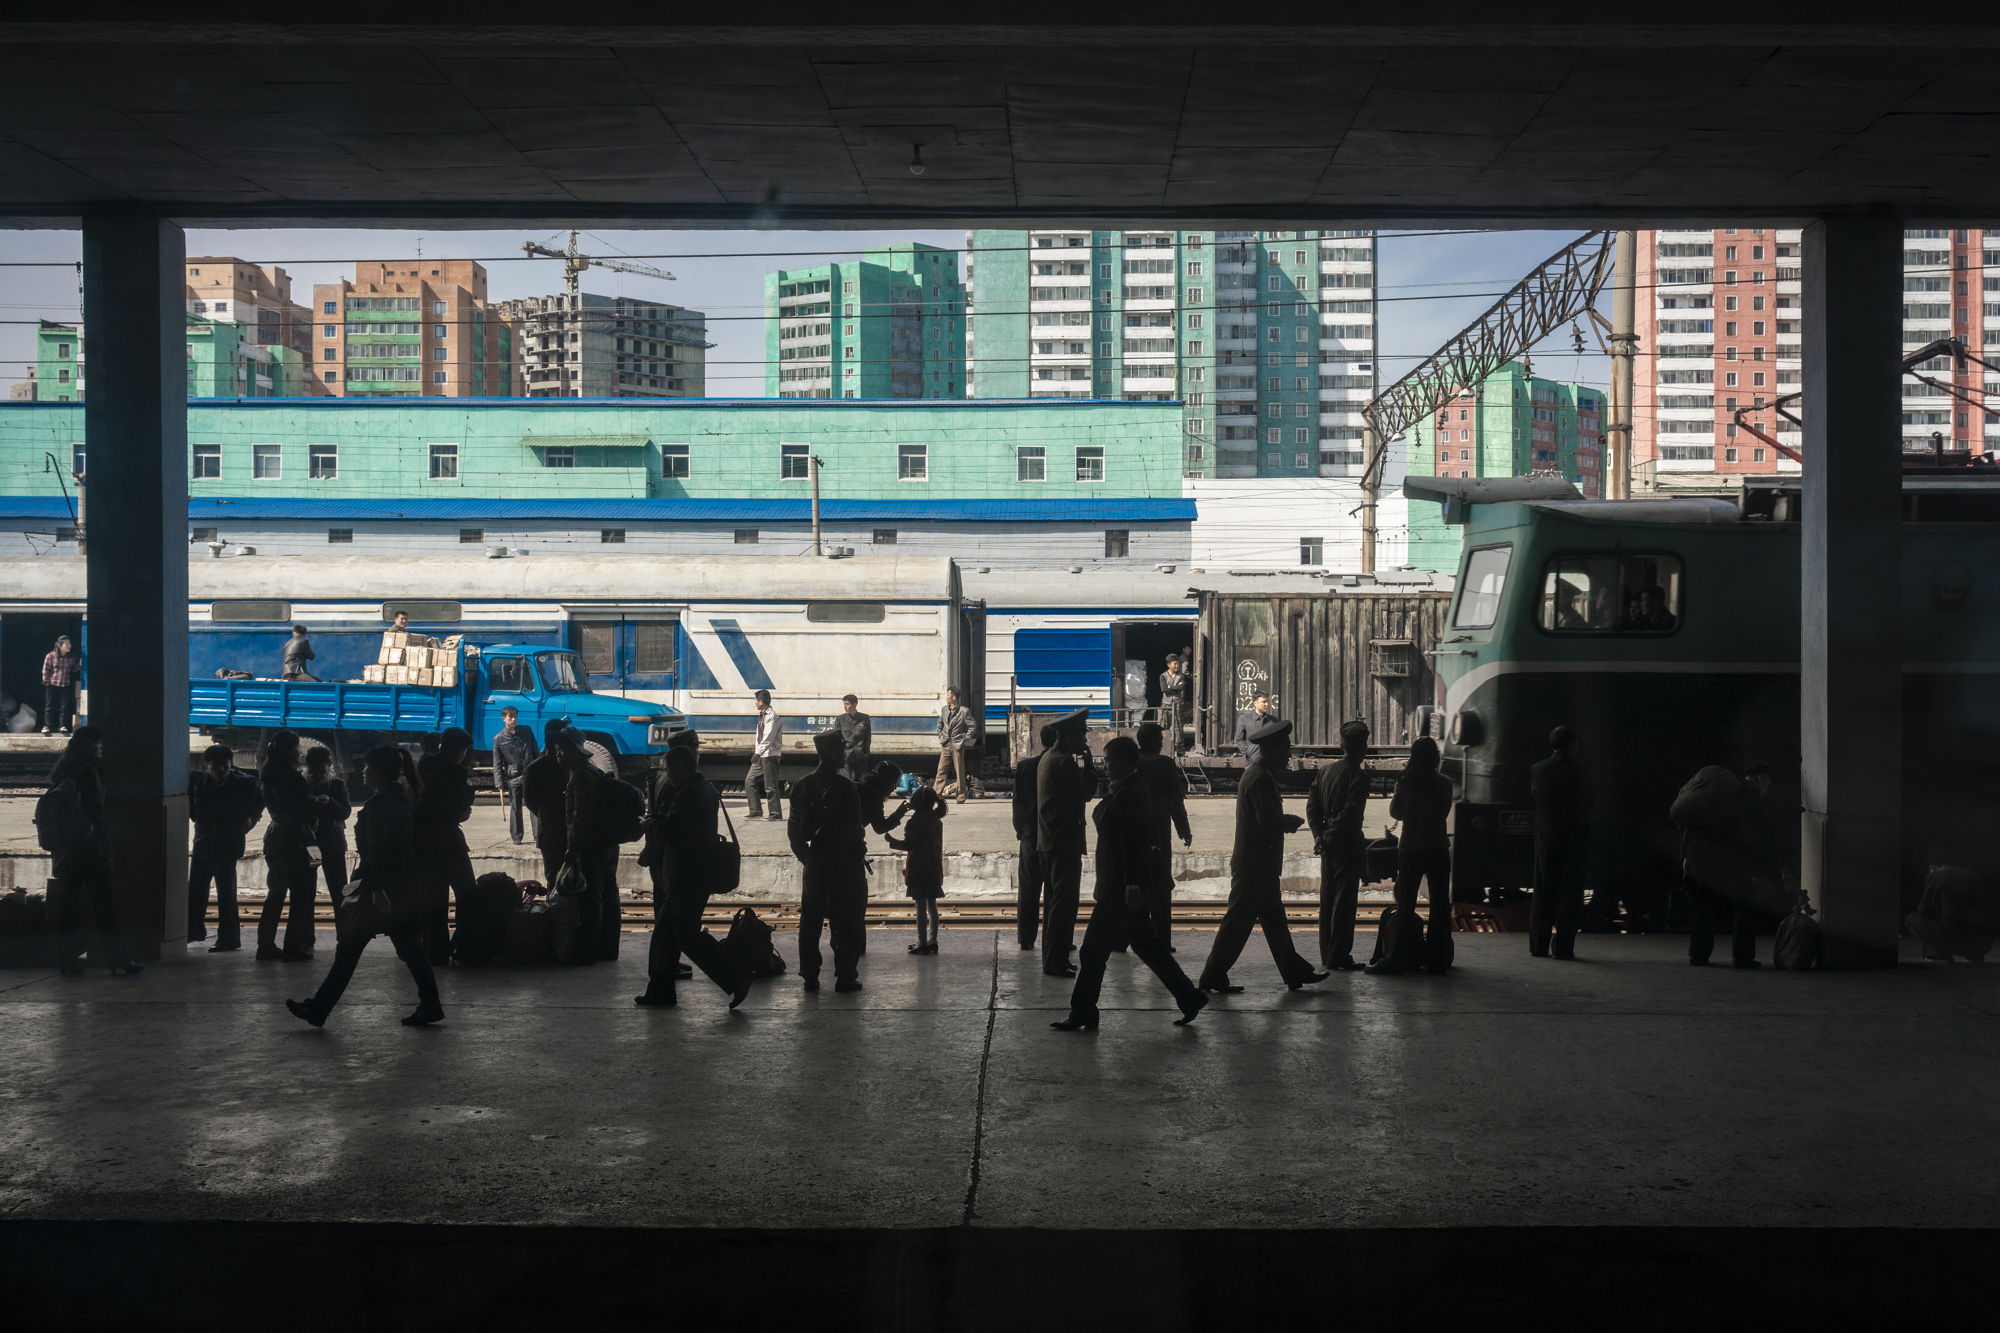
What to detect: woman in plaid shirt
<box><xmin>41</xmin><ymin>634</ymin><xmax>79</xmax><ymax>735</ymax></box>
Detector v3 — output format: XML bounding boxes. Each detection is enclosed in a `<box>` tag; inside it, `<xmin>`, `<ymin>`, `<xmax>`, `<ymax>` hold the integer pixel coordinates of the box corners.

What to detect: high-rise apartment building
<box><xmin>965</xmin><ymin>229</ymin><xmax>1377</xmax><ymax>479</ymax></box>
<box><xmin>494</xmin><ymin>293</ymin><xmax>709</xmax><ymax>399</ymax></box>
<box><xmin>764</xmin><ymin>243</ymin><xmax>965</xmax><ymax>399</ymax></box>
<box><xmin>310</xmin><ymin>259</ymin><xmax>513</xmax><ymax>398</ymax></box>
<box><xmin>185</xmin><ymin>257</ymin><xmax>315</xmax><ymax>379</ymax></box>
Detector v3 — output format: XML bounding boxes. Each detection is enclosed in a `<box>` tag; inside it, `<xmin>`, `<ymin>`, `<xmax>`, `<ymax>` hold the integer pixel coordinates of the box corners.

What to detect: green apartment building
<box><xmin>35</xmin><ymin>315</ymin><xmax>313</xmax><ymax>403</ymax></box>
<box><xmin>765</xmin><ymin>243</ymin><xmax>966</xmax><ymax>399</ymax></box>
<box><xmin>964</xmin><ymin>229</ymin><xmax>1377</xmax><ymax>480</ymax></box>
<box><xmin>1404</xmin><ymin>362</ymin><xmax>1605</xmax><ymax>571</ymax></box>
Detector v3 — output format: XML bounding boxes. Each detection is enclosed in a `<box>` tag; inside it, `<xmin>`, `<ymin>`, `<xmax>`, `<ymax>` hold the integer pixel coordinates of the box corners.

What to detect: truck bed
<box><xmin>190</xmin><ymin>678</ymin><xmax>466</xmax><ymax>735</ymax></box>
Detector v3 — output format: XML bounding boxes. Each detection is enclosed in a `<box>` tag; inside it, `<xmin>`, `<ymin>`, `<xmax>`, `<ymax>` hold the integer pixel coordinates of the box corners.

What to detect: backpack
<box><xmin>1773</xmin><ymin>887</ymin><xmax>1822</xmax><ymax>971</ymax></box>
<box><xmin>454</xmin><ymin>872</ymin><xmax>522</xmax><ymax>965</ymax></box>
<box><xmin>1671</xmin><ymin>765</ymin><xmax>1742</xmax><ymax>831</ymax></box>
<box><xmin>1368</xmin><ymin>905</ymin><xmax>1427</xmax><ymax>975</ymax></box>
<box><xmin>604</xmin><ymin>777</ymin><xmax>646</xmax><ymax>844</ymax></box>
<box><xmin>34</xmin><ymin>780</ymin><xmax>89</xmax><ymax>856</ymax></box>
<box><xmin>713</xmin><ymin>802</ymin><xmax>742</xmax><ymax>894</ymax></box>
<box><xmin>723</xmin><ymin>906</ymin><xmax>787</xmax><ymax>978</ymax></box>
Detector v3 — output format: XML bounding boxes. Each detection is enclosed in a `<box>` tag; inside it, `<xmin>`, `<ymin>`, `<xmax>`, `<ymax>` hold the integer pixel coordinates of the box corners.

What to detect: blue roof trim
<box><xmin>0</xmin><ymin>496</ymin><xmax>1197</xmax><ymax>523</ymax></box>
<box><xmin>0</xmin><ymin>397</ymin><xmax>1180</xmax><ymax>411</ymax></box>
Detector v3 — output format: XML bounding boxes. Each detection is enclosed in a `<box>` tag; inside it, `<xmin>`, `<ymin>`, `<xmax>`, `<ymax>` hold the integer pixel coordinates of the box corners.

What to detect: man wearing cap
<box><xmin>1135</xmin><ymin>721</ymin><xmax>1192</xmax><ymax>948</ymax></box>
<box><xmin>788</xmin><ymin>729</ymin><xmax>869</xmax><ymax>992</ymax></box>
<box><xmin>554</xmin><ymin>726</ymin><xmax>616</xmax><ymax>964</ymax></box>
<box><xmin>1052</xmin><ymin>735</ymin><xmax>1208</xmax><ymax>1032</ymax></box>
<box><xmin>1013</xmin><ymin>723</ymin><xmax>1057</xmax><ymax>951</ymax></box>
<box><xmin>1157</xmin><ymin>653</ymin><xmax>1191</xmax><ymax>755</ymax></box>
<box><xmin>1233</xmin><ymin>693</ymin><xmax>1277</xmax><ymax>766</ymax></box>
<box><xmin>1036</xmin><ymin>708</ymin><xmax>1098</xmax><ymax>977</ymax></box>
<box><xmin>1307</xmin><ymin>719</ymin><xmax>1373</xmax><ymax>970</ymax></box>
<box><xmin>1198</xmin><ymin>716</ymin><xmax>1329</xmax><ymax>993</ymax></box>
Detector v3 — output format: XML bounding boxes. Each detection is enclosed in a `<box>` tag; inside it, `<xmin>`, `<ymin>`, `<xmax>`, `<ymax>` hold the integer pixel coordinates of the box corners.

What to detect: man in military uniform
<box><xmin>1036</xmin><ymin>708</ymin><xmax>1098</xmax><ymax>977</ymax></box>
<box><xmin>491</xmin><ymin>704</ymin><xmax>539</xmax><ymax>845</ymax></box>
<box><xmin>1530</xmin><ymin>725</ymin><xmax>1589</xmax><ymax>960</ymax></box>
<box><xmin>1013</xmin><ymin>723</ymin><xmax>1057</xmax><ymax>951</ymax></box>
<box><xmin>521</xmin><ymin>718</ymin><xmax>572</xmax><ymax>882</ymax></box>
<box><xmin>635</xmin><ymin>745</ymin><xmax>754</xmax><ymax>1009</ymax></box>
<box><xmin>836</xmin><ymin>694</ymin><xmax>872</xmax><ymax>784</ymax></box>
<box><xmin>1052</xmin><ymin>735</ymin><xmax>1207</xmax><ymax>1032</ymax></box>
<box><xmin>1134</xmin><ymin>721</ymin><xmax>1191</xmax><ymax>949</ymax></box>
<box><xmin>1157</xmin><ymin>653</ymin><xmax>1191</xmax><ymax>755</ymax></box>
<box><xmin>554</xmin><ymin>727</ymin><xmax>615</xmax><ymax>964</ymax></box>
<box><xmin>1307</xmin><ymin>719</ymin><xmax>1372</xmax><ymax>970</ymax></box>
<box><xmin>788</xmin><ymin>729</ymin><xmax>869</xmax><ymax>992</ymax></box>
<box><xmin>1197</xmin><ymin>717</ymin><xmax>1329</xmax><ymax>993</ymax></box>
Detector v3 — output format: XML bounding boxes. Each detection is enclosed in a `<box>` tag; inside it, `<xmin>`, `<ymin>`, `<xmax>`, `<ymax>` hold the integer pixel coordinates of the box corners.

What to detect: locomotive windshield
<box><xmin>1537</xmin><ymin>554</ymin><xmax>1685</xmax><ymax>634</ymax></box>
<box><xmin>1452</xmin><ymin>546</ymin><xmax>1512</xmax><ymax>628</ymax></box>
<box><xmin>534</xmin><ymin>651</ymin><xmax>590</xmax><ymax>693</ymax></box>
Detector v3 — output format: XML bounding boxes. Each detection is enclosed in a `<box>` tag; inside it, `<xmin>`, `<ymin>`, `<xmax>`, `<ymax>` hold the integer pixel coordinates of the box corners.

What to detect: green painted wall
<box><xmin>0</xmin><ymin>398</ymin><xmax>1184</xmax><ymax>501</ymax></box>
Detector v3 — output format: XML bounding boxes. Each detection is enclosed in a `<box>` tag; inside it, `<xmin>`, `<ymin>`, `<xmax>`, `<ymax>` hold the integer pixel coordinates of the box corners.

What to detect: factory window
<box><xmin>189</xmin><ymin>527</ymin><xmax>217</xmax><ymax>544</ymax></box>
<box><xmin>1537</xmin><ymin>554</ymin><xmax>1684</xmax><ymax>636</ymax></box>
<box><xmin>661</xmin><ymin>443</ymin><xmax>689</xmax><ymax>479</ymax></box>
<box><xmin>544</xmin><ymin>446</ymin><xmax>575</xmax><ymax>468</ymax></box>
<box><xmin>429</xmin><ymin>443</ymin><xmax>459</xmax><ymax>479</ymax></box>
<box><xmin>898</xmin><ymin>444</ymin><xmax>928</xmax><ymax>481</ymax></box>
<box><xmin>308</xmin><ymin>443</ymin><xmax>338</xmax><ymax>479</ymax></box>
<box><xmin>1076</xmin><ymin>445</ymin><xmax>1105</xmax><ymax>482</ymax></box>
<box><xmin>1300</xmin><ymin>537</ymin><xmax>1323</xmax><ymax>565</ymax></box>
<box><xmin>781</xmin><ymin>444</ymin><xmax>811</xmax><ymax>480</ymax></box>
<box><xmin>327</xmin><ymin>528</ymin><xmax>353</xmax><ymax>544</ymax></box>
<box><xmin>601</xmin><ymin>529</ymin><xmax>625</xmax><ymax>544</ymax></box>
<box><xmin>459</xmin><ymin>529</ymin><xmax>484</xmax><ymax>545</ymax></box>
<box><xmin>734</xmin><ymin>529</ymin><xmax>759</xmax><ymax>545</ymax></box>
<box><xmin>192</xmin><ymin>443</ymin><xmax>221</xmax><ymax>480</ymax></box>
<box><xmin>873</xmin><ymin>529</ymin><xmax>897</xmax><ymax>545</ymax></box>
<box><xmin>1017</xmin><ymin>445</ymin><xmax>1046</xmax><ymax>481</ymax></box>
<box><xmin>1104</xmin><ymin>530</ymin><xmax>1129</xmax><ymax>557</ymax></box>
<box><xmin>252</xmin><ymin>444</ymin><xmax>282</xmax><ymax>480</ymax></box>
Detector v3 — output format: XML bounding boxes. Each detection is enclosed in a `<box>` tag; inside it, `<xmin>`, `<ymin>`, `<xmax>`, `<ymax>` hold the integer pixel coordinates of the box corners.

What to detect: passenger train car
<box><xmin>0</xmin><ymin>555</ymin><xmax>975</xmax><ymax>773</ymax></box>
<box><xmin>1431</xmin><ymin>473</ymin><xmax>2000</xmax><ymax>913</ymax></box>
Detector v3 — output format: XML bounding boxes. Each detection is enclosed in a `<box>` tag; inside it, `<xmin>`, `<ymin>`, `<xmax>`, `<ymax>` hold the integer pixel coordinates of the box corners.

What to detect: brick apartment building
<box><xmin>310</xmin><ymin>259</ymin><xmax>514</xmax><ymax>398</ymax></box>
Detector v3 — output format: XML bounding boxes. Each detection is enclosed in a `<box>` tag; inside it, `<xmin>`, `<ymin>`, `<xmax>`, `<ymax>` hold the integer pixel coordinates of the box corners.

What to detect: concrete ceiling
<box><xmin>5</xmin><ymin>13</ymin><xmax>2000</xmax><ymax>227</ymax></box>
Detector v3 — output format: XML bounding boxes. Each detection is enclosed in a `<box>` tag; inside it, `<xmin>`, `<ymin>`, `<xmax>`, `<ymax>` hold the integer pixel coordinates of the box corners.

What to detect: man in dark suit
<box><xmin>187</xmin><ymin>743</ymin><xmax>263</xmax><ymax>950</ymax></box>
<box><xmin>1197</xmin><ymin>717</ymin><xmax>1329</xmax><ymax>993</ymax></box>
<box><xmin>635</xmin><ymin>745</ymin><xmax>754</xmax><ymax>1009</ymax></box>
<box><xmin>1052</xmin><ymin>736</ymin><xmax>1207</xmax><ymax>1032</ymax></box>
<box><xmin>836</xmin><ymin>694</ymin><xmax>872</xmax><ymax>784</ymax></box>
<box><xmin>789</xmin><ymin>729</ymin><xmax>869</xmax><ymax>992</ymax></box>
<box><xmin>1013</xmin><ymin>723</ymin><xmax>1057</xmax><ymax>951</ymax></box>
<box><xmin>1134</xmin><ymin>721</ymin><xmax>1192</xmax><ymax>948</ymax></box>
<box><xmin>1307</xmin><ymin>719</ymin><xmax>1372</xmax><ymax>970</ymax></box>
<box><xmin>1232</xmin><ymin>692</ymin><xmax>1276</xmax><ymax>766</ymax></box>
<box><xmin>1036</xmin><ymin>708</ymin><xmax>1098</xmax><ymax>977</ymax></box>
<box><xmin>1530</xmin><ymin>725</ymin><xmax>1590</xmax><ymax>960</ymax></box>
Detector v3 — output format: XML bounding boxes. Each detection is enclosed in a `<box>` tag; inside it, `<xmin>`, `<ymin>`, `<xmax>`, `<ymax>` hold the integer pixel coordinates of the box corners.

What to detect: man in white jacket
<box><xmin>746</xmin><ymin>689</ymin><xmax>784</xmax><ymax>820</ymax></box>
<box><xmin>936</xmin><ymin>686</ymin><xmax>979</xmax><ymax>802</ymax></box>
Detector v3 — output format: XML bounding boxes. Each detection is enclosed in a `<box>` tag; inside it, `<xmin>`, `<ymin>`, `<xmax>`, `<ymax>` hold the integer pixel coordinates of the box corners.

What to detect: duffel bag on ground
<box><xmin>1367</xmin><ymin>905</ymin><xmax>1427</xmax><ymax>975</ymax></box>
<box><xmin>723</xmin><ymin>906</ymin><xmax>787</xmax><ymax>978</ymax></box>
<box><xmin>454</xmin><ymin>872</ymin><xmax>523</xmax><ymax>965</ymax></box>
<box><xmin>502</xmin><ymin>901</ymin><xmax>553</xmax><ymax>965</ymax></box>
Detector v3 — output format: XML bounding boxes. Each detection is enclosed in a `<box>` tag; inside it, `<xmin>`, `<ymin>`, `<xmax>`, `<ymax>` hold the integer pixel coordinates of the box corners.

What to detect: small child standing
<box><xmin>890</xmin><ymin>787</ymin><xmax>947</xmax><ymax>954</ymax></box>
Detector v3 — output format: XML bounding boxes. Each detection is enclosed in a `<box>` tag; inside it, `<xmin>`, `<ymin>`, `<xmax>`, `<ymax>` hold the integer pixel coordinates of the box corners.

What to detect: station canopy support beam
<box><xmin>1800</xmin><ymin>215</ymin><xmax>1903</xmax><ymax>968</ymax></box>
<box><xmin>82</xmin><ymin>216</ymin><xmax>190</xmax><ymax>961</ymax></box>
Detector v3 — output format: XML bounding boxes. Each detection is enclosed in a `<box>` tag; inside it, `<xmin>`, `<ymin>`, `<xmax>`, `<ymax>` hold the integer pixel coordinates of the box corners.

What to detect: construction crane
<box><xmin>1358</xmin><ymin>230</ymin><xmax>1632</xmax><ymax>571</ymax></box>
<box><xmin>518</xmin><ymin>230</ymin><xmax>712</xmax><ymax>396</ymax></box>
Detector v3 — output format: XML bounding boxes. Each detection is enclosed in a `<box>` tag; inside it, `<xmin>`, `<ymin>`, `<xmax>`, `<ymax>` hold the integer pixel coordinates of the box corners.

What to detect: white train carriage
<box><xmin>0</xmin><ymin>555</ymin><xmax>971</xmax><ymax>764</ymax></box>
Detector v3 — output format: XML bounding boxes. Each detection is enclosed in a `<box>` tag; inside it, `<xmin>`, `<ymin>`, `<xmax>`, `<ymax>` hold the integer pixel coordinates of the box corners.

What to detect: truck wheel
<box><xmin>577</xmin><ymin>734</ymin><xmax>617</xmax><ymax>775</ymax></box>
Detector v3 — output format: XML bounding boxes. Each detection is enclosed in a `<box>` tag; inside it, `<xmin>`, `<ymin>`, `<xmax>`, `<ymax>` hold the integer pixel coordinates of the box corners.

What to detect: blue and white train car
<box><xmin>0</xmin><ymin>555</ymin><xmax>972</xmax><ymax>768</ymax></box>
<box><xmin>961</xmin><ymin>568</ymin><xmax>1201</xmax><ymax>732</ymax></box>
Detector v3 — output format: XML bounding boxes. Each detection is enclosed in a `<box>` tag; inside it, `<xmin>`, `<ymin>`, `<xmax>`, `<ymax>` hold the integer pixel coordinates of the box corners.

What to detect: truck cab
<box><xmin>472</xmin><ymin>644</ymin><xmax>685</xmax><ymax>768</ymax></box>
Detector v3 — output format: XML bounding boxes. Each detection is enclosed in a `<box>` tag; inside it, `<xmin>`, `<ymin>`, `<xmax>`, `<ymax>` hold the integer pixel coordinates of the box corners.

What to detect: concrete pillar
<box><xmin>82</xmin><ymin>217</ymin><xmax>189</xmax><ymax>963</ymax></box>
<box><xmin>1799</xmin><ymin>216</ymin><xmax>1903</xmax><ymax>968</ymax></box>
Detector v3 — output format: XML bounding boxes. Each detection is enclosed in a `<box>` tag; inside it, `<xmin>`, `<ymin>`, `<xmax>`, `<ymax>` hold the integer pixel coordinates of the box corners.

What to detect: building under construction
<box><xmin>492</xmin><ymin>291</ymin><xmax>710</xmax><ymax>399</ymax></box>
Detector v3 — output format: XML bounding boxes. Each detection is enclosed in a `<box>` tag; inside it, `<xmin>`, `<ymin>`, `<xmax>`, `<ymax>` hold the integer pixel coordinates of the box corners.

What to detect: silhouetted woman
<box><xmin>1373</xmin><ymin>735</ymin><xmax>1454</xmax><ymax>975</ymax></box>
<box><xmin>48</xmin><ymin>725</ymin><xmax>140</xmax><ymax>976</ymax></box>
<box><xmin>414</xmin><ymin>727</ymin><xmax>477</xmax><ymax>965</ymax></box>
<box><xmin>286</xmin><ymin>745</ymin><xmax>442</xmax><ymax>1027</ymax></box>
<box><xmin>257</xmin><ymin>728</ymin><xmax>319</xmax><ymax>961</ymax></box>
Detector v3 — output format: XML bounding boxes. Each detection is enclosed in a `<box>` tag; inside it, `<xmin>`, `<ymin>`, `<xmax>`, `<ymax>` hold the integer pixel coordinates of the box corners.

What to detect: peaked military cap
<box><xmin>1248</xmin><ymin>717</ymin><xmax>1293</xmax><ymax>743</ymax></box>
<box><xmin>1054</xmin><ymin>707</ymin><xmax>1091</xmax><ymax>733</ymax></box>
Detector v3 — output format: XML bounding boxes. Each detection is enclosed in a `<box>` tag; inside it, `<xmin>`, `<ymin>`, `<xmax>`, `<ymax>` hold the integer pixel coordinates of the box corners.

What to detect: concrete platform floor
<box><xmin>4</xmin><ymin>929</ymin><xmax>1995</xmax><ymax>1235</ymax></box>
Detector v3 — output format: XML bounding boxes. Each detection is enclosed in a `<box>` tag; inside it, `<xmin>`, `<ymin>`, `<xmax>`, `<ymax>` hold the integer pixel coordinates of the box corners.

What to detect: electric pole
<box><xmin>810</xmin><ymin>455</ymin><xmax>823</xmax><ymax>556</ymax></box>
<box><xmin>1606</xmin><ymin>229</ymin><xmax>1638</xmax><ymax>499</ymax></box>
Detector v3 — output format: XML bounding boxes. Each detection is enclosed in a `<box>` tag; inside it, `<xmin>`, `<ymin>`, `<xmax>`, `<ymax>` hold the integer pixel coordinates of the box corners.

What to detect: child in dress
<box><xmin>890</xmin><ymin>787</ymin><xmax>947</xmax><ymax>954</ymax></box>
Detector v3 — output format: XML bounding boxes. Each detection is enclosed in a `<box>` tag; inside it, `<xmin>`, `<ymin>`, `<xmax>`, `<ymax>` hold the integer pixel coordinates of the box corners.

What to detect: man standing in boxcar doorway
<box><xmin>1157</xmin><ymin>653</ymin><xmax>1191</xmax><ymax>755</ymax></box>
<box><xmin>1307</xmin><ymin>720</ymin><xmax>1372</xmax><ymax>971</ymax></box>
<box><xmin>1530</xmin><ymin>725</ymin><xmax>1590</xmax><ymax>960</ymax></box>
<box><xmin>1037</xmin><ymin>709</ymin><xmax>1098</xmax><ymax>978</ymax></box>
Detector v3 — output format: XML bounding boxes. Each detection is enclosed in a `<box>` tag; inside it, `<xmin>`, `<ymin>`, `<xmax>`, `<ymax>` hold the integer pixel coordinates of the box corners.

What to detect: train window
<box><xmin>380</xmin><ymin>601</ymin><xmax>462</xmax><ymax>623</ymax></box>
<box><xmin>1452</xmin><ymin>546</ymin><xmax>1512</xmax><ymax>629</ymax></box>
<box><xmin>578</xmin><ymin>623</ymin><xmax>616</xmax><ymax>675</ymax></box>
<box><xmin>807</xmin><ymin>602</ymin><xmax>887</xmax><ymax>623</ymax></box>
<box><xmin>633</xmin><ymin>622</ymin><xmax>677</xmax><ymax>674</ymax></box>
<box><xmin>209</xmin><ymin>599</ymin><xmax>291</xmax><ymax>622</ymax></box>
<box><xmin>486</xmin><ymin>656</ymin><xmax>527</xmax><ymax>692</ymax></box>
<box><xmin>1537</xmin><ymin>554</ymin><xmax>1684</xmax><ymax>634</ymax></box>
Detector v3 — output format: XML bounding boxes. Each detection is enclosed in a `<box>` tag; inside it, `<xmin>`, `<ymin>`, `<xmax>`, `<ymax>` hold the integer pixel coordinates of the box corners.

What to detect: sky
<box><xmin>0</xmin><ymin>226</ymin><xmax>1611</xmax><ymax>402</ymax></box>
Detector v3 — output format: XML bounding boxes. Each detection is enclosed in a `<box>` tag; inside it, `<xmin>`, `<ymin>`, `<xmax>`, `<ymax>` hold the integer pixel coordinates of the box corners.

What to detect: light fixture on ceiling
<box><xmin>910</xmin><ymin>143</ymin><xmax>925</xmax><ymax>176</ymax></box>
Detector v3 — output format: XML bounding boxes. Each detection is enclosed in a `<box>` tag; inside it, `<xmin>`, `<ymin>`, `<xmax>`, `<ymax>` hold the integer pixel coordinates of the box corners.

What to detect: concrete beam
<box><xmin>1799</xmin><ymin>215</ymin><xmax>1902</xmax><ymax>969</ymax></box>
<box><xmin>81</xmin><ymin>217</ymin><xmax>189</xmax><ymax>963</ymax></box>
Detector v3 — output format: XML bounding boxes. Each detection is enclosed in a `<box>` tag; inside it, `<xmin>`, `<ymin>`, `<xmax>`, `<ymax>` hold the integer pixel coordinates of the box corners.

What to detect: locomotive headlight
<box><xmin>1448</xmin><ymin>709</ymin><xmax>1483</xmax><ymax>747</ymax></box>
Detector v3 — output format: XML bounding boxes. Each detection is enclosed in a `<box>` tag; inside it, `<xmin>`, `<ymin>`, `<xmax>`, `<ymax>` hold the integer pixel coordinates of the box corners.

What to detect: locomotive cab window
<box><xmin>1451</xmin><ymin>546</ymin><xmax>1512</xmax><ymax>629</ymax></box>
<box><xmin>1537</xmin><ymin>554</ymin><xmax>1685</xmax><ymax>634</ymax></box>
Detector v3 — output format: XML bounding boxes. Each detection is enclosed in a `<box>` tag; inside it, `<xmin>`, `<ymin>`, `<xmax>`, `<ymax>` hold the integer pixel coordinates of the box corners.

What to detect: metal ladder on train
<box><xmin>1176</xmin><ymin>705</ymin><xmax>1213</xmax><ymax>796</ymax></box>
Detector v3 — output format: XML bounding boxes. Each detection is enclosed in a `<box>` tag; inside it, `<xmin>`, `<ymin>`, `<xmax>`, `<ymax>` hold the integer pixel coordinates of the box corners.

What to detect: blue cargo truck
<box><xmin>190</xmin><ymin>639</ymin><xmax>685</xmax><ymax>776</ymax></box>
